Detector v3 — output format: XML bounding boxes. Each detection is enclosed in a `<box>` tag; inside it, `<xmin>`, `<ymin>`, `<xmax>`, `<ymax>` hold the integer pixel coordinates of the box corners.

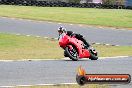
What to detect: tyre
<box><xmin>65</xmin><ymin>45</ymin><xmax>79</xmax><ymax>61</ymax></box>
<box><xmin>89</xmin><ymin>47</ymin><xmax>98</xmax><ymax>60</ymax></box>
<box><xmin>64</xmin><ymin>50</ymin><xmax>68</xmax><ymax>57</ymax></box>
<box><xmin>89</xmin><ymin>52</ymin><xmax>98</xmax><ymax>60</ymax></box>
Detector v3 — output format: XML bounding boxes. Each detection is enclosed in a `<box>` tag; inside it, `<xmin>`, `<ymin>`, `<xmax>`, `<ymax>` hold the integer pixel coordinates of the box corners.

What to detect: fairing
<box><xmin>58</xmin><ymin>33</ymin><xmax>90</xmax><ymax>58</ymax></box>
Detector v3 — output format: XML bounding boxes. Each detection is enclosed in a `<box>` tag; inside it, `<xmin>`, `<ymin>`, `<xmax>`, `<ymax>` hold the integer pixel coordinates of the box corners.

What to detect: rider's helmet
<box><xmin>58</xmin><ymin>26</ymin><xmax>66</xmax><ymax>34</ymax></box>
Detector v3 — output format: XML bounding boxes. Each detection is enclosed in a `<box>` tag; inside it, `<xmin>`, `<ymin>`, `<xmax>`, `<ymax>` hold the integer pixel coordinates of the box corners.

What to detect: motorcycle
<box><xmin>58</xmin><ymin>33</ymin><xmax>98</xmax><ymax>61</ymax></box>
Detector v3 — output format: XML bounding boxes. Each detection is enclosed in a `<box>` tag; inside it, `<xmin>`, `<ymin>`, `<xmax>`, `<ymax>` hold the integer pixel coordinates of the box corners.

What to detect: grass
<box><xmin>0</xmin><ymin>33</ymin><xmax>63</xmax><ymax>60</ymax></box>
<box><xmin>0</xmin><ymin>5</ymin><xmax>132</xmax><ymax>28</ymax></box>
<box><xmin>95</xmin><ymin>44</ymin><xmax>132</xmax><ymax>57</ymax></box>
<box><xmin>0</xmin><ymin>33</ymin><xmax>132</xmax><ymax>60</ymax></box>
<box><xmin>16</xmin><ymin>84</ymin><xmax>109</xmax><ymax>88</ymax></box>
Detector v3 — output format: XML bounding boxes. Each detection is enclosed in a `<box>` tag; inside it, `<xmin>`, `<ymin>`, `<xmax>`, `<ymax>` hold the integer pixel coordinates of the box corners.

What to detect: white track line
<box><xmin>100</xmin><ymin>56</ymin><xmax>130</xmax><ymax>59</ymax></box>
<box><xmin>0</xmin><ymin>83</ymin><xmax>77</xmax><ymax>88</ymax></box>
<box><xmin>44</xmin><ymin>37</ymin><xmax>48</xmax><ymax>39</ymax></box>
<box><xmin>115</xmin><ymin>45</ymin><xmax>120</xmax><ymax>46</ymax></box>
<box><xmin>0</xmin><ymin>56</ymin><xmax>130</xmax><ymax>62</ymax></box>
<box><xmin>36</xmin><ymin>36</ymin><xmax>40</xmax><ymax>37</ymax></box>
<box><xmin>16</xmin><ymin>33</ymin><xmax>21</xmax><ymax>35</ymax></box>
<box><xmin>17</xmin><ymin>85</ymin><xmax>33</xmax><ymax>87</ymax></box>
<box><xmin>0</xmin><ymin>59</ymin><xmax>58</xmax><ymax>62</ymax></box>
<box><xmin>26</xmin><ymin>35</ymin><xmax>31</xmax><ymax>37</ymax></box>
<box><xmin>95</xmin><ymin>43</ymin><xmax>101</xmax><ymax>45</ymax></box>
<box><xmin>54</xmin><ymin>38</ymin><xmax>58</xmax><ymax>40</ymax></box>
<box><xmin>36</xmin><ymin>83</ymin><xmax>77</xmax><ymax>86</ymax></box>
<box><xmin>70</xmin><ymin>24</ymin><xmax>73</xmax><ymax>25</ymax></box>
<box><xmin>105</xmin><ymin>44</ymin><xmax>110</xmax><ymax>46</ymax></box>
<box><xmin>58</xmin><ymin>23</ymin><xmax>62</xmax><ymax>24</ymax></box>
<box><xmin>0</xmin><ymin>86</ymin><xmax>14</xmax><ymax>88</ymax></box>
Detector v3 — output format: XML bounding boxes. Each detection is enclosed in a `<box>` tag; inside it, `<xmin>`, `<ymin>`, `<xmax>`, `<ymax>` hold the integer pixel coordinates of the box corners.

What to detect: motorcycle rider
<box><xmin>58</xmin><ymin>26</ymin><xmax>90</xmax><ymax>49</ymax></box>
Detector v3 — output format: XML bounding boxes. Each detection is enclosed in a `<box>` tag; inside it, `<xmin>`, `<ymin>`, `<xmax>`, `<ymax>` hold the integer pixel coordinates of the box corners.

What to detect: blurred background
<box><xmin>0</xmin><ymin>0</ymin><xmax>132</xmax><ymax>9</ymax></box>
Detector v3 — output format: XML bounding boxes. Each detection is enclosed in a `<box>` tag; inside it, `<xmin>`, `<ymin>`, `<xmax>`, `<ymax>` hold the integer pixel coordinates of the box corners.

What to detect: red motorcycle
<box><xmin>58</xmin><ymin>33</ymin><xmax>98</xmax><ymax>61</ymax></box>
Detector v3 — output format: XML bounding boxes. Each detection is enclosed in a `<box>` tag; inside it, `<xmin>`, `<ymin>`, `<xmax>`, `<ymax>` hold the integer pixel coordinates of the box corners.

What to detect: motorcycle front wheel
<box><xmin>64</xmin><ymin>50</ymin><xmax>68</xmax><ymax>57</ymax></box>
<box><xmin>65</xmin><ymin>45</ymin><xmax>79</xmax><ymax>61</ymax></box>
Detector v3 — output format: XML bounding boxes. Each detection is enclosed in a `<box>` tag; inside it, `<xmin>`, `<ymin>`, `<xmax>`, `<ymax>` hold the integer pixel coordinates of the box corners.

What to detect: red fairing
<box><xmin>59</xmin><ymin>34</ymin><xmax>69</xmax><ymax>48</ymax></box>
<box><xmin>80</xmin><ymin>49</ymin><xmax>90</xmax><ymax>58</ymax></box>
<box><xmin>58</xmin><ymin>33</ymin><xmax>90</xmax><ymax>59</ymax></box>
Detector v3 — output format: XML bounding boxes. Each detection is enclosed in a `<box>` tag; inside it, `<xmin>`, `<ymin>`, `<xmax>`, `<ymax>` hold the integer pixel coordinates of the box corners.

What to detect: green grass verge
<box><xmin>16</xmin><ymin>84</ymin><xmax>109</xmax><ymax>88</ymax></box>
<box><xmin>0</xmin><ymin>33</ymin><xmax>131</xmax><ymax>60</ymax></box>
<box><xmin>95</xmin><ymin>44</ymin><xmax>132</xmax><ymax>57</ymax></box>
<box><xmin>0</xmin><ymin>5</ymin><xmax>132</xmax><ymax>28</ymax></box>
<box><xmin>0</xmin><ymin>33</ymin><xmax>63</xmax><ymax>60</ymax></box>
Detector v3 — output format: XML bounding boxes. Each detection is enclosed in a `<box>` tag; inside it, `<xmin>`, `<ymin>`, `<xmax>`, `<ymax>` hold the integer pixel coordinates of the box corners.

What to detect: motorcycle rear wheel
<box><xmin>89</xmin><ymin>50</ymin><xmax>98</xmax><ymax>60</ymax></box>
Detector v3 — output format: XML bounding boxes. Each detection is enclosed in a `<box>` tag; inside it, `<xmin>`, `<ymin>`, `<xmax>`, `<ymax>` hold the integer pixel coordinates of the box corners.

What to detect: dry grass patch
<box><xmin>0</xmin><ymin>33</ymin><xmax>63</xmax><ymax>60</ymax></box>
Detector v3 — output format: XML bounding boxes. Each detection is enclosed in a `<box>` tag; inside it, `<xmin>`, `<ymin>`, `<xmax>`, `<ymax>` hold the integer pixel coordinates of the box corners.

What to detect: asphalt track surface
<box><xmin>0</xmin><ymin>57</ymin><xmax>132</xmax><ymax>88</ymax></box>
<box><xmin>0</xmin><ymin>17</ymin><xmax>132</xmax><ymax>88</ymax></box>
<box><xmin>0</xmin><ymin>17</ymin><xmax>132</xmax><ymax>46</ymax></box>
